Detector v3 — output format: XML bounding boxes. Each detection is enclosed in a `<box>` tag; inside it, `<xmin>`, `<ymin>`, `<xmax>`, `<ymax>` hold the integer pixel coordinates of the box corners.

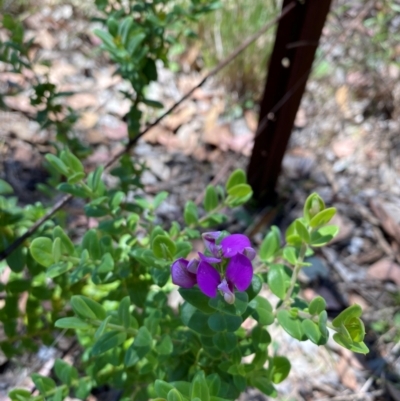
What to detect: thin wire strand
<box><xmin>0</xmin><ymin>2</ymin><xmax>296</xmax><ymax>262</ymax></box>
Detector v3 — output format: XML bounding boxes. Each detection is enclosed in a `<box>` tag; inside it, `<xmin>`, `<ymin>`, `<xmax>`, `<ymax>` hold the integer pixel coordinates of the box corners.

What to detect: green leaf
<box><xmin>92</xmin><ymin>330</ymin><xmax>127</xmax><ymax>355</ymax></box>
<box><xmin>46</xmin><ymin>262</ymin><xmax>73</xmax><ymax>278</ymax></box>
<box><xmin>88</xmin><ymin>166</ymin><xmax>104</xmax><ymax>193</ymax></box>
<box><xmin>204</xmin><ymin>185</ymin><xmax>218</xmax><ymax>212</ymax></box>
<box><xmin>310</xmin><ymin>207</ymin><xmax>336</xmax><ymax>228</ymax></box>
<box><xmin>226</xmin><ymin>169</ymin><xmax>246</xmax><ymax>191</ymax></box>
<box><xmin>259</xmin><ymin>226</ymin><xmax>280</xmax><ymax>261</ymax></box>
<box><xmin>107</xmin><ymin>17</ymin><xmax>119</xmax><ymax>36</ymax></box>
<box><xmin>54</xmin><ymin>358</ymin><xmax>78</xmax><ymax>385</ymax></box>
<box><xmin>75</xmin><ymin>378</ymin><xmax>92</xmax><ymax>399</ymax></box>
<box><xmin>67</xmin><ymin>172</ymin><xmax>85</xmax><ymax>184</ymax></box>
<box><xmin>179</xmin><ymin>288</ymin><xmax>215</xmax><ymax>314</ymax></box>
<box><xmin>53</xmin><ymin>226</ymin><xmax>74</xmax><ymax>255</ymax></box>
<box><xmin>251</xmin><ymin>325</ymin><xmax>271</xmax><ymax>350</ymax></box>
<box><xmin>208</xmin><ymin>313</ymin><xmax>242</xmax><ymax>333</ymax></box>
<box><xmin>250</xmin><ymin>349</ymin><xmax>268</xmax><ymax>370</ymax></box>
<box><xmin>303</xmin><ymin>193</ymin><xmax>325</xmax><ymax>222</ymax></box>
<box><xmin>267</xmin><ymin>264</ymin><xmax>290</xmax><ymax>300</ymax></box>
<box><xmin>154</xmin><ymin>191</ymin><xmax>168</xmax><ymax>208</ymax></box>
<box><xmin>95</xmin><ymin>316</ymin><xmax>111</xmax><ymax>339</ymax></box>
<box><xmin>277</xmin><ymin>310</ymin><xmax>305</xmax><ymax>340</ymax></box>
<box><xmin>206</xmin><ymin>374</ymin><xmax>221</xmax><ymax>396</ymax></box>
<box><xmin>295</xmin><ymin>220</ymin><xmax>310</xmax><ymax>243</ymax></box>
<box><xmin>119</xmin><ymin>16</ymin><xmax>133</xmax><ymax>44</ymax></box>
<box><xmin>191</xmin><ymin>371</ymin><xmax>210</xmax><ymax>401</ymax></box>
<box><xmin>45</xmin><ymin>154</ymin><xmax>70</xmax><ymax>176</ymax></box>
<box><xmin>6</xmin><ymin>245</ymin><xmax>25</xmax><ymax>273</ymax></box>
<box><xmin>60</xmin><ymin>150</ymin><xmax>84</xmax><ymax>173</ymax></box>
<box><xmin>250</xmin><ymin>296</ymin><xmax>274</xmax><ymax>326</ymax></box>
<box><xmin>8</xmin><ymin>389</ymin><xmax>31</xmax><ymax>401</ymax></box>
<box><xmin>82</xmin><ymin>229</ymin><xmax>101</xmax><ymax>260</ymax></box>
<box><xmin>233</xmin><ymin>374</ymin><xmax>246</xmax><ymax>392</ymax></box>
<box><xmin>167</xmin><ymin>389</ymin><xmax>184</xmax><ymax>401</ymax></box>
<box><xmin>134</xmin><ymin>326</ymin><xmax>152</xmax><ymax>348</ymax></box>
<box><xmin>282</xmin><ymin>246</ymin><xmax>298</xmax><ymax>265</ymax></box>
<box><xmin>310</xmin><ymin>225</ymin><xmax>339</xmax><ymax>247</ymax></box>
<box><xmin>333</xmin><ymin>333</ymin><xmax>369</xmax><ymax>354</ymax></box>
<box><xmin>30</xmin><ymin>237</ymin><xmax>54</xmax><ymax>267</ymax></box>
<box><xmin>55</xmin><ymin>317</ymin><xmax>91</xmax><ymax>330</ymax></box>
<box><xmin>181</xmin><ymin>303</ymin><xmax>215</xmax><ymax>336</ymax></box>
<box><xmin>52</xmin><ymin>237</ymin><xmax>61</xmax><ymax>263</ymax></box>
<box><xmin>212</xmin><ymin>332</ymin><xmax>237</xmax><ymax>353</ymax></box>
<box><xmin>270</xmin><ymin>356</ymin><xmax>291</xmax><ymax>384</ymax></box>
<box><xmin>118</xmin><ymin>296</ymin><xmax>131</xmax><ymax>329</ymax></box>
<box><xmin>110</xmin><ymin>191</ymin><xmax>124</xmax><ymax>210</ymax></box>
<box><xmin>251</xmin><ymin>376</ymin><xmax>277</xmax><ymax>397</ymax></box>
<box><xmin>94</xmin><ymin>28</ymin><xmax>116</xmax><ymax>48</ymax></box>
<box><xmin>309</xmin><ymin>296</ymin><xmax>326</xmax><ymax>315</ymax></box>
<box><xmin>58</xmin><ymin>183</ymin><xmax>90</xmax><ymax>198</ymax></box>
<box><xmin>143</xmin><ymin>98</ymin><xmax>163</xmax><ymax>108</ymax></box>
<box><xmin>127</xmin><ymin>32</ymin><xmax>146</xmax><ymax>55</ymax></box>
<box><xmin>227</xmin><ymin>183</ymin><xmax>252</xmax><ymax>198</ymax></box>
<box><xmin>332</xmin><ymin>304</ymin><xmax>362</xmax><ymax>328</ymax></box>
<box><xmin>31</xmin><ymin>374</ymin><xmax>56</xmax><ymax>395</ymax></box>
<box><xmin>184</xmin><ymin>201</ymin><xmax>198</xmax><ymax>226</ymax></box>
<box><xmin>245</xmin><ymin>274</ymin><xmax>263</xmax><ymax>301</ymax></box>
<box><xmin>318</xmin><ymin>310</ymin><xmax>329</xmax><ymax>339</ymax></box>
<box><xmin>345</xmin><ymin>317</ymin><xmax>365</xmax><ymax>342</ymax></box>
<box><xmin>301</xmin><ymin>319</ymin><xmax>321</xmax><ymax>344</ymax></box>
<box><xmin>97</xmin><ymin>252</ymin><xmax>114</xmax><ymax>274</ymax></box>
<box><xmin>152</xmin><ymin>235</ymin><xmax>176</xmax><ymax>259</ymax></box>
<box><xmin>208</xmin><ymin>292</ymin><xmax>248</xmax><ymax>316</ymax></box>
<box><xmin>124</xmin><ymin>344</ymin><xmax>140</xmax><ymax>367</ymax></box>
<box><xmin>6</xmin><ymin>279</ymin><xmax>30</xmax><ymax>293</ymax></box>
<box><xmin>2</xmin><ymin>14</ymin><xmax>16</xmax><ymax>30</ymax></box>
<box><xmin>0</xmin><ymin>179</ymin><xmax>13</xmax><ymax>195</ymax></box>
<box><xmin>156</xmin><ymin>334</ymin><xmax>173</xmax><ymax>355</ymax></box>
<box><xmin>155</xmin><ymin>380</ymin><xmax>174</xmax><ymax>398</ymax></box>
<box><xmin>70</xmin><ymin>296</ymin><xmax>106</xmax><ymax>320</ymax></box>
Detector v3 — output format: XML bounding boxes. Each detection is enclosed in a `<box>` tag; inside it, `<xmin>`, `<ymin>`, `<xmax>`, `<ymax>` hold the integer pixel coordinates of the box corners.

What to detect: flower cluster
<box><xmin>171</xmin><ymin>232</ymin><xmax>255</xmax><ymax>304</ymax></box>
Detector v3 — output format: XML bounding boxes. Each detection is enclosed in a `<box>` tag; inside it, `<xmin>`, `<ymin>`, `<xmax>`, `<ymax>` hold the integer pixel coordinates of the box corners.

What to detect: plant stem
<box><xmin>91</xmin><ymin>319</ymin><xmax>138</xmax><ymax>336</ymax></box>
<box><xmin>280</xmin><ymin>242</ymin><xmax>308</xmax><ymax>308</ymax></box>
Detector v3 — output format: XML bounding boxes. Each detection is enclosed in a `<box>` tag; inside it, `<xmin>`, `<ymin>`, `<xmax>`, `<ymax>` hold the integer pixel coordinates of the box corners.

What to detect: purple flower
<box><xmin>171</xmin><ymin>258</ymin><xmax>197</xmax><ymax>288</ymax></box>
<box><xmin>196</xmin><ymin>253</ymin><xmax>253</xmax><ymax>304</ymax></box>
<box><xmin>171</xmin><ymin>232</ymin><xmax>255</xmax><ymax>304</ymax></box>
<box><xmin>202</xmin><ymin>232</ymin><xmax>256</xmax><ymax>261</ymax></box>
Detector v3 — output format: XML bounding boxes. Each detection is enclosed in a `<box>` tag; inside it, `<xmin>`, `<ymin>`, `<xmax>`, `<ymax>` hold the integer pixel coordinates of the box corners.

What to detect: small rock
<box><xmin>367</xmin><ymin>258</ymin><xmax>400</xmax><ymax>286</ymax></box>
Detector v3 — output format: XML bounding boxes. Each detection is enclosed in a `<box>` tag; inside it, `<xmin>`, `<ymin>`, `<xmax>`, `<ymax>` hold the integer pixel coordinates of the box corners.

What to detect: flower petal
<box><xmin>171</xmin><ymin>258</ymin><xmax>197</xmax><ymax>288</ymax></box>
<box><xmin>197</xmin><ymin>261</ymin><xmax>221</xmax><ymax>298</ymax></box>
<box><xmin>198</xmin><ymin>252</ymin><xmax>221</xmax><ymax>264</ymax></box>
<box><xmin>221</xmin><ymin>234</ymin><xmax>251</xmax><ymax>258</ymax></box>
<box><xmin>202</xmin><ymin>231</ymin><xmax>222</xmax><ymax>257</ymax></box>
<box><xmin>226</xmin><ymin>253</ymin><xmax>253</xmax><ymax>291</ymax></box>
<box><xmin>187</xmin><ymin>258</ymin><xmax>199</xmax><ymax>274</ymax></box>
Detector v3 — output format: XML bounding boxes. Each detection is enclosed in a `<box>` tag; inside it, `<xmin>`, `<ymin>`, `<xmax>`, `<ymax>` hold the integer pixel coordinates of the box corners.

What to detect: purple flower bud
<box><xmin>243</xmin><ymin>247</ymin><xmax>256</xmax><ymax>261</ymax></box>
<box><xmin>223</xmin><ymin>292</ymin><xmax>235</xmax><ymax>304</ymax></box>
<box><xmin>187</xmin><ymin>258</ymin><xmax>199</xmax><ymax>274</ymax></box>
<box><xmin>218</xmin><ymin>279</ymin><xmax>235</xmax><ymax>304</ymax></box>
<box><xmin>202</xmin><ymin>231</ymin><xmax>222</xmax><ymax>258</ymax></box>
<box><xmin>171</xmin><ymin>258</ymin><xmax>197</xmax><ymax>288</ymax></box>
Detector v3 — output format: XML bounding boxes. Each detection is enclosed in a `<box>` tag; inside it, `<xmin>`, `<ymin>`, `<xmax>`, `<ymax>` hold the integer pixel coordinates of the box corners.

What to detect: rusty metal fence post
<box><xmin>247</xmin><ymin>0</ymin><xmax>332</xmax><ymax>202</ymax></box>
